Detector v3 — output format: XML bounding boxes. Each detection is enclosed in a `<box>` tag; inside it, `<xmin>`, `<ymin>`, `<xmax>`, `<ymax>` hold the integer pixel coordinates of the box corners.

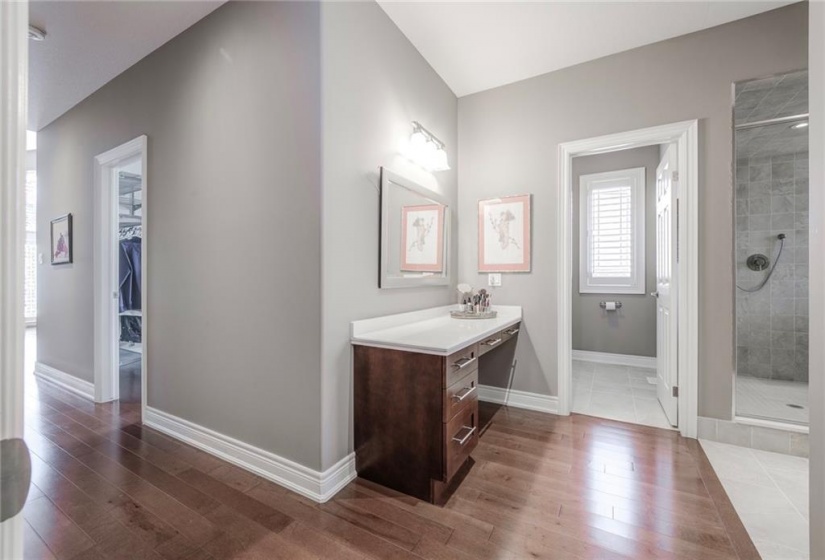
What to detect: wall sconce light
<box><xmin>405</xmin><ymin>121</ymin><xmax>450</xmax><ymax>172</ymax></box>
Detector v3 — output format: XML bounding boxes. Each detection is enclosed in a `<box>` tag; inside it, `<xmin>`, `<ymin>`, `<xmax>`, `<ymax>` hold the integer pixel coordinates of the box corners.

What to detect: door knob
<box><xmin>650</xmin><ymin>291</ymin><xmax>659</xmax><ymax>298</ymax></box>
<box><xmin>1</xmin><ymin>438</ymin><xmax>31</xmax><ymax>522</ymax></box>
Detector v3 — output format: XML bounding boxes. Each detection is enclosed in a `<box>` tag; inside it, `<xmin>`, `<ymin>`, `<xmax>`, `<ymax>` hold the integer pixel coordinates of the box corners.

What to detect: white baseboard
<box><xmin>34</xmin><ymin>362</ymin><xmax>95</xmax><ymax>401</ymax></box>
<box><xmin>143</xmin><ymin>407</ymin><xmax>356</xmax><ymax>503</ymax></box>
<box><xmin>478</xmin><ymin>385</ymin><xmax>558</xmax><ymax>415</ymax></box>
<box><xmin>572</xmin><ymin>350</ymin><xmax>656</xmax><ymax>369</ymax></box>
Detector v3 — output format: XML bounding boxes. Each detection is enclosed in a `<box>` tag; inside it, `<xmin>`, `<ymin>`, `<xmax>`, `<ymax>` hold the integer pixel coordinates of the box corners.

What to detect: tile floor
<box><xmin>572</xmin><ymin>359</ymin><xmax>674</xmax><ymax>429</ymax></box>
<box><xmin>701</xmin><ymin>439</ymin><xmax>809</xmax><ymax>559</ymax></box>
<box><xmin>736</xmin><ymin>374</ymin><xmax>809</xmax><ymax>425</ymax></box>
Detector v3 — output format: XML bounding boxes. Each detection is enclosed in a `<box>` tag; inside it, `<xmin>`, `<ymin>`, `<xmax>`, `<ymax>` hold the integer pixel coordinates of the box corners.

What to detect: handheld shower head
<box><xmin>777</xmin><ymin>233</ymin><xmax>786</xmax><ymax>240</ymax></box>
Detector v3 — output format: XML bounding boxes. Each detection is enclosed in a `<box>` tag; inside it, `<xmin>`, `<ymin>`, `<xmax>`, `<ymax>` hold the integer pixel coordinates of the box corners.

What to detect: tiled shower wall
<box><xmin>735</xmin><ymin>152</ymin><xmax>809</xmax><ymax>381</ymax></box>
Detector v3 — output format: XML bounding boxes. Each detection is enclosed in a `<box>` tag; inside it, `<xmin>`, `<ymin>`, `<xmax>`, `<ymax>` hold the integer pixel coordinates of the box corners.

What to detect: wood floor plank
<box><xmin>24</xmin><ymin>370</ymin><xmax>760</xmax><ymax>560</ymax></box>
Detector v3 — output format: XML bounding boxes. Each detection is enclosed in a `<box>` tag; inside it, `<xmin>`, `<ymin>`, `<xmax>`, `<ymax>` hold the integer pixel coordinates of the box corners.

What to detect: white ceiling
<box><xmin>377</xmin><ymin>1</ymin><xmax>797</xmax><ymax>97</ymax></box>
<box><xmin>28</xmin><ymin>1</ymin><xmax>226</xmax><ymax>130</ymax></box>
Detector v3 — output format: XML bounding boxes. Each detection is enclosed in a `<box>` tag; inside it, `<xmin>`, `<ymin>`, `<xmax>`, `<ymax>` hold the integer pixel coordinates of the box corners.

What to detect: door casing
<box><xmin>93</xmin><ymin>136</ymin><xmax>147</xmax><ymax>422</ymax></box>
<box><xmin>0</xmin><ymin>0</ymin><xmax>28</xmax><ymax>556</ymax></box>
<box><xmin>558</xmin><ymin>120</ymin><xmax>699</xmax><ymax>438</ymax></box>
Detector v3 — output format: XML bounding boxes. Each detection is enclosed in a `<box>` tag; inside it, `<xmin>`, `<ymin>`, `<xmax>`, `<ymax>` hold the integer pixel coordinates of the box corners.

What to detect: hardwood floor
<box><xmin>21</xmin><ymin>375</ymin><xmax>759</xmax><ymax>559</ymax></box>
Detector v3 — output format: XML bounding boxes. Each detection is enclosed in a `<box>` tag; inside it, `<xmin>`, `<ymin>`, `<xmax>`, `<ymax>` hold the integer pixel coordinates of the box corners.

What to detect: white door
<box><xmin>655</xmin><ymin>144</ymin><xmax>678</xmax><ymax>427</ymax></box>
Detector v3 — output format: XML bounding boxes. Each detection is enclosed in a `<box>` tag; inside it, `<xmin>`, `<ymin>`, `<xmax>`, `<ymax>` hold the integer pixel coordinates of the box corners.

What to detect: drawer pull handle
<box><xmin>482</xmin><ymin>337</ymin><xmax>502</xmax><ymax>347</ymax></box>
<box><xmin>452</xmin><ymin>426</ymin><xmax>476</xmax><ymax>446</ymax></box>
<box><xmin>452</xmin><ymin>357</ymin><xmax>476</xmax><ymax>370</ymax></box>
<box><xmin>452</xmin><ymin>385</ymin><xmax>476</xmax><ymax>402</ymax></box>
<box><xmin>504</xmin><ymin>328</ymin><xmax>520</xmax><ymax>336</ymax></box>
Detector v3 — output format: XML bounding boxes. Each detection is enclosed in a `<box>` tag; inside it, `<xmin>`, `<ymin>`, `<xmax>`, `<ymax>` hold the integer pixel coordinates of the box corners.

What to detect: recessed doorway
<box><xmin>93</xmin><ymin>136</ymin><xmax>147</xmax><ymax>416</ymax></box>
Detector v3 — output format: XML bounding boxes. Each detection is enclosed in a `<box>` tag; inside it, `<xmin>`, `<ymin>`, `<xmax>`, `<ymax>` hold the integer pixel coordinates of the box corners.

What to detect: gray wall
<box><xmin>457</xmin><ymin>3</ymin><xmax>808</xmax><ymax>419</ymax></box>
<box><xmin>319</xmin><ymin>1</ymin><xmax>458</xmax><ymax>471</ymax></box>
<box><xmin>572</xmin><ymin>146</ymin><xmax>659</xmax><ymax>358</ymax></box>
<box><xmin>37</xmin><ymin>2</ymin><xmax>325</xmax><ymax>468</ymax></box>
<box><xmin>808</xmin><ymin>2</ymin><xmax>824</xmax><ymax>555</ymax></box>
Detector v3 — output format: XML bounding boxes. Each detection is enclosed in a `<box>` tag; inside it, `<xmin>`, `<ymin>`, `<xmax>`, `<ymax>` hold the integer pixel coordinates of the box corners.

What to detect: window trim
<box><xmin>579</xmin><ymin>166</ymin><xmax>646</xmax><ymax>295</ymax></box>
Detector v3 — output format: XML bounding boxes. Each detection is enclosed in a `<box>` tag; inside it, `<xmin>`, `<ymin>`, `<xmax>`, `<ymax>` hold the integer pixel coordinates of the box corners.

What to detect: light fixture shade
<box><xmin>405</xmin><ymin>122</ymin><xmax>449</xmax><ymax>172</ymax></box>
<box><xmin>410</xmin><ymin>130</ymin><xmax>427</xmax><ymax>149</ymax></box>
<box><xmin>432</xmin><ymin>148</ymin><xmax>450</xmax><ymax>171</ymax></box>
<box><xmin>422</xmin><ymin>140</ymin><xmax>438</xmax><ymax>170</ymax></box>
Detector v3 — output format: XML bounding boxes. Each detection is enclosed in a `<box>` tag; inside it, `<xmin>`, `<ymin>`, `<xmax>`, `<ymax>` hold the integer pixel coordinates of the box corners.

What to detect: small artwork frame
<box><xmin>400</xmin><ymin>203</ymin><xmax>444</xmax><ymax>272</ymax></box>
<box><xmin>50</xmin><ymin>213</ymin><xmax>73</xmax><ymax>265</ymax></box>
<box><xmin>479</xmin><ymin>194</ymin><xmax>531</xmax><ymax>272</ymax></box>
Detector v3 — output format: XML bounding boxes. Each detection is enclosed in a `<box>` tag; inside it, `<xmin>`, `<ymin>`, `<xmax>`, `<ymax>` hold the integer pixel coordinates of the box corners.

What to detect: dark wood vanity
<box><xmin>353</xmin><ymin>316</ymin><xmax>520</xmax><ymax>505</ymax></box>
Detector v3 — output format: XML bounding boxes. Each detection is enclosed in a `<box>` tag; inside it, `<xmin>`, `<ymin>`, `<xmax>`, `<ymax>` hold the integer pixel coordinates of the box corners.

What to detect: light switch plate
<box><xmin>38</xmin><ymin>253</ymin><xmax>43</xmax><ymax>265</ymax></box>
<box><xmin>488</xmin><ymin>273</ymin><xmax>502</xmax><ymax>287</ymax></box>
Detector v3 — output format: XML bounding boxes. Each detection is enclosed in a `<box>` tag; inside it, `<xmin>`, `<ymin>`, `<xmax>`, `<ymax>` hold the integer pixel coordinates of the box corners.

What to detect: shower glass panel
<box><xmin>734</xmin><ymin>70</ymin><xmax>808</xmax><ymax>425</ymax></box>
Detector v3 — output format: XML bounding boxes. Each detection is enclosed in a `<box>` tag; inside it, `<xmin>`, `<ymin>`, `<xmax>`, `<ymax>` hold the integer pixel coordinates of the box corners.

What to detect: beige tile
<box><xmin>697</xmin><ymin>417</ymin><xmax>717</xmax><ymax>440</ymax></box>
<box><xmin>752</xmin><ymin>449</ymin><xmax>809</xmax><ymax>472</ymax></box>
<box><xmin>716</xmin><ymin>420</ymin><xmax>752</xmax><ymax>447</ymax></box>
<box><xmin>752</xmin><ymin>426</ymin><xmax>791</xmax><ymax>454</ymax></box>
<box><xmin>738</xmin><ymin>512</ymin><xmax>809</xmax><ymax>554</ymax></box>
<box><xmin>790</xmin><ymin>433</ymin><xmax>809</xmax><ymax>458</ymax></box>
<box><xmin>752</xmin><ymin>539</ymin><xmax>809</xmax><ymax>560</ymax></box>
<box><xmin>719</xmin><ymin>479</ymin><xmax>798</xmax><ymax>515</ymax></box>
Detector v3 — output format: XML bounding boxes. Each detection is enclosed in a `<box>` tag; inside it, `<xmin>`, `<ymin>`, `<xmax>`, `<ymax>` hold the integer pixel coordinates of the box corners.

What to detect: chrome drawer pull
<box><xmin>482</xmin><ymin>337</ymin><xmax>502</xmax><ymax>346</ymax></box>
<box><xmin>452</xmin><ymin>356</ymin><xmax>476</xmax><ymax>369</ymax></box>
<box><xmin>452</xmin><ymin>385</ymin><xmax>476</xmax><ymax>402</ymax></box>
<box><xmin>504</xmin><ymin>328</ymin><xmax>520</xmax><ymax>336</ymax></box>
<box><xmin>452</xmin><ymin>426</ymin><xmax>476</xmax><ymax>446</ymax></box>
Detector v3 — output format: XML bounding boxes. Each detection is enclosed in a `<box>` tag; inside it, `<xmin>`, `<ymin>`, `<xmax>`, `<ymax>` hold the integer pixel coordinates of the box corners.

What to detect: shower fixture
<box><xmin>746</xmin><ymin>253</ymin><xmax>770</xmax><ymax>271</ymax></box>
<box><xmin>737</xmin><ymin>233</ymin><xmax>786</xmax><ymax>292</ymax></box>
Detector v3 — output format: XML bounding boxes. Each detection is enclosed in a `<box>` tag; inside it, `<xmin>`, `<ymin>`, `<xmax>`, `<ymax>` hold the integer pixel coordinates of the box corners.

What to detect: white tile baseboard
<box><xmin>34</xmin><ymin>362</ymin><xmax>95</xmax><ymax>401</ymax></box>
<box><xmin>143</xmin><ymin>407</ymin><xmax>356</xmax><ymax>503</ymax></box>
<box><xmin>572</xmin><ymin>350</ymin><xmax>657</xmax><ymax>369</ymax></box>
<box><xmin>478</xmin><ymin>385</ymin><xmax>558</xmax><ymax>415</ymax></box>
<box><xmin>698</xmin><ymin>415</ymin><xmax>809</xmax><ymax>457</ymax></box>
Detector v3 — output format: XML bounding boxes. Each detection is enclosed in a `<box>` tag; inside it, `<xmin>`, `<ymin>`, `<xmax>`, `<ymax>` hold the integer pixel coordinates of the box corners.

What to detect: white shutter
<box><xmin>24</xmin><ymin>170</ymin><xmax>37</xmax><ymax>322</ymax></box>
<box><xmin>579</xmin><ymin>167</ymin><xmax>646</xmax><ymax>294</ymax></box>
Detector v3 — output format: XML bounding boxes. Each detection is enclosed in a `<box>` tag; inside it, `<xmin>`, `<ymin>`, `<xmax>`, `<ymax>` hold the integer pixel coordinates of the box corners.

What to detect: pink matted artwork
<box><xmin>401</xmin><ymin>203</ymin><xmax>444</xmax><ymax>272</ymax></box>
<box><xmin>478</xmin><ymin>194</ymin><xmax>531</xmax><ymax>272</ymax></box>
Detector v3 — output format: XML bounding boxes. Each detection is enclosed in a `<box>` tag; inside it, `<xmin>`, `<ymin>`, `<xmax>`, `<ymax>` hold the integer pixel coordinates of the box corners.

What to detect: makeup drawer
<box><xmin>443</xmin><ymin>369</ymin><xmax>478</xmax><ymax>422</ymax></box>
<box><xmin>444</xmin><ymin>397</ymin><xmax>479</xmax><ymax>481</ymax></box>
<box><xmin>444</xmin><ymin>343</ymin><xmax>478</xmax><ymax>387</ymax></box>
<box><xmin>500</xmin><ymin>323</ymin><xmax>521</xmax><ymax>343</ymax></box>
<box><xmin>478</xmin><ymin>333</ymin><xmax>505</xmax><ymax>356</ymax></box>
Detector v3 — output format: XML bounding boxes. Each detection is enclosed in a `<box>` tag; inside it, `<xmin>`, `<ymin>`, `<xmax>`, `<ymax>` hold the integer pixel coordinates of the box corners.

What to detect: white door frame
<box><xmin>0</xmin><ymin>0</ymin><xmax>28</xmax><ymax>556</ymax></box>
<box><xmin>557</xmin><ymin>120</ymin><xmax>699</xmax><ymax>438</ymax></box>
<box><xmin>93</xmin><ymin>135</ymin><xmax>147</xmax><ymax>420</ymax></box>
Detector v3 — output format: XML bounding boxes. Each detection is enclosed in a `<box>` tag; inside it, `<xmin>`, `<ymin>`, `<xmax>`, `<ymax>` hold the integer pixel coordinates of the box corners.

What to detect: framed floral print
<box><xmin>478</xmin><ymin>194</ymin><xmax>531</xmax><ymax>272</ymax></box>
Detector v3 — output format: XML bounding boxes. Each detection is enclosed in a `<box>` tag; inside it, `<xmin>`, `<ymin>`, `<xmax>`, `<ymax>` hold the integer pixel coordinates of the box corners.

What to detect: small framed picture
<box><xmin>401</xmin><ymin>203</ymin><xmax>444</xmax><ymax>272</ymax></box>
<box><xmin>478</xmin><ymin>194</ymin><xmax>531</xmax><ymax>272</ymax></box>
<box><xmin>51</xmin><ymin>213</ymin><xmax>73</xmax><ymax>265</ymax></box>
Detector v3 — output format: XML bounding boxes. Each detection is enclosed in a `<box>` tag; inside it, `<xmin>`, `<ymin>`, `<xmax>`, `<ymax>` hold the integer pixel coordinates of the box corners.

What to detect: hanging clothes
<box><xmin>119</xmin><ymin>237</ymin><xmax>142</xmax><ymax>312</ymax></box>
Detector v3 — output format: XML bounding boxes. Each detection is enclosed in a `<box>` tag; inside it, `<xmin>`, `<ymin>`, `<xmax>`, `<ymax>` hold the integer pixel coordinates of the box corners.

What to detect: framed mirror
<box><xmin>380</xmin><ymin>167</ymin><xmax>450</xmax><ymax>289</ymax></box>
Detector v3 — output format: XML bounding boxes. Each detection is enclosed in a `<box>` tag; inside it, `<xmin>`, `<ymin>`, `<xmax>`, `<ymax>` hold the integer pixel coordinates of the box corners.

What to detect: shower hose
<box><xmin>736</xmin><ymin>233</ymin><xmax>786</xmax><ymax>293</ymax></box>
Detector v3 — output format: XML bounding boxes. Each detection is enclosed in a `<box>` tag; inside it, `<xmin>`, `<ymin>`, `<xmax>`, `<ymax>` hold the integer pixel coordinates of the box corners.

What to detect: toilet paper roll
<box><xmin>604</xmin><ymin>301</ymin><xmax>617</xmax><ymax>311</ymax></box>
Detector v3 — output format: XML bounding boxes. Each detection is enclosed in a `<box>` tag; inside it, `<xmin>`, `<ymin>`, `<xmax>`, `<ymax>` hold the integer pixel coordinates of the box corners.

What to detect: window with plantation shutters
<box><xmin>579</xmin><ymin>167</ymin><xmax>646</xmax><ymax>294</ymax></box>
<box><xmin>25</xmin><ymin>170</ymin><xmax>37</xmax><ymax>323</ymax></box>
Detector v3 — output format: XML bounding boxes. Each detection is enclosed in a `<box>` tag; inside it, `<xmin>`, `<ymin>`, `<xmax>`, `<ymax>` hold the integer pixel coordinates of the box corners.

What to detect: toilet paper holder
<box><xmin>599</xmin><ymin>301</ymin><xmax>622</xmax><ymax>310</ymax></box>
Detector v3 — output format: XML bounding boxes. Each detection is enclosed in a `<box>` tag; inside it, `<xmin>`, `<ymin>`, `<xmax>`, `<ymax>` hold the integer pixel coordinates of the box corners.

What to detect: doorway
<box><xmin>557</xmin><ymin>121</ymin><xmax>699</xmax><ymax>438</ymax></box>
<box><xmin>569</xmin><ymin>144</ymin><xmax>674</xmax><ymax>429</ymax></box>
<box><xmin>93</xmin><ymin>136</ymin><xmax>147</xmax><ymax>415</ymax></box>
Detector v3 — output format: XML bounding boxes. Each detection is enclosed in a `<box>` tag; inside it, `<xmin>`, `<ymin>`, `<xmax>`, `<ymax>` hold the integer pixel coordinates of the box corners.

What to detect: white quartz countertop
<box><xmin>351</xmin><ymin>305</ymin><xmax>522</xmax><ymax>356</ymax></box>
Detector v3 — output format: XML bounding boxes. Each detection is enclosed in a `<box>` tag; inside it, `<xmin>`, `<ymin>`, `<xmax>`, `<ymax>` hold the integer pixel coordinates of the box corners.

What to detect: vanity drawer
<box><xmin>444</xmin><ymin>397</ymin><xmax>479</xmax><ymax>481</ymax></box>
<box><xmin>444</xmin><ymin>343</ymin><xmax>478</xmax><ymax>387</ymax></box>
<box><xmin>443</xmin><ymin>369</ymin><xmax>478</xmax><ymax>422</ymax></box>
<box><xmin>500</xmin><ymin>322</ymin><xmax>521</xmax><ymax>343</ymax></box>
<box><xmin>478</xmin><ymin>333</ymin><xmax>506</xmax><ymax>356</ymax></box>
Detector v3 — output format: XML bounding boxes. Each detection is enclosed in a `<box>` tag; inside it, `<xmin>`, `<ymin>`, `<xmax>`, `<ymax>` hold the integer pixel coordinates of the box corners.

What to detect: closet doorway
<box><xmin>93</xmin><ymin>136</ymin><xmax>147</xmax><ymax>416</ymax></box>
